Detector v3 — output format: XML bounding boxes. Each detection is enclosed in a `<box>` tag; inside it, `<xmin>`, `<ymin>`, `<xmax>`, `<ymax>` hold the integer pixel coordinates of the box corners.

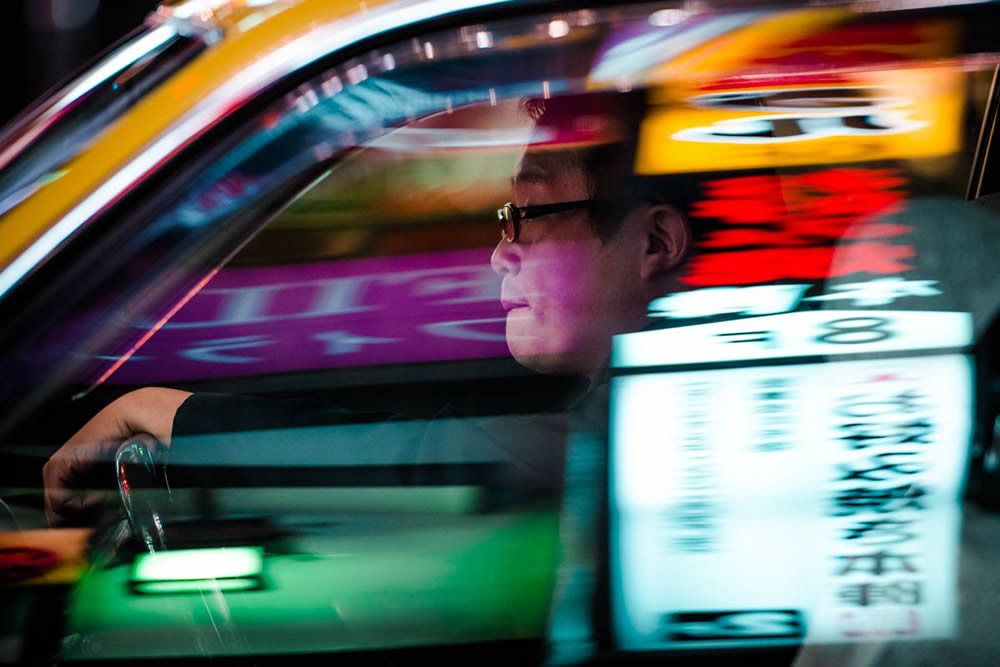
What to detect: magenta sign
<box><xmin>108</xmin><ymin>248</ymin><xmax>508</xmax><ymax>384</ymax></box>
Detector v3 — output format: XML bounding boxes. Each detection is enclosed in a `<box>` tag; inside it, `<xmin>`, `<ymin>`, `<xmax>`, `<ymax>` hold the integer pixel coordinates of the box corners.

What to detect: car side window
<box><xmin>9</xmin><ymin>3</ymin><xmax>1000</xmax><ymax>664</ymax></box>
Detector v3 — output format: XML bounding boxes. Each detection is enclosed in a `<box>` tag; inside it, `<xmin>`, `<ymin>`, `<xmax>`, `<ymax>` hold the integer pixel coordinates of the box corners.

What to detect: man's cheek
<box><xmin>505</xmin><ymin>308</ymin><xmax>539</xmax><ymax>345</ymax></box>
<box><xmin>507</xmin><ymin>307</ymin><xmax>566</xmax><ymax>355</ymax></box>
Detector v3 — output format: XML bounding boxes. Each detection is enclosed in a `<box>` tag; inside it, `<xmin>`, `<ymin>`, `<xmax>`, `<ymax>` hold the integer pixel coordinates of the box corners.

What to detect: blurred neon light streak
<box><xmin>0</xmin><ymin>25</ymin><xmax>177</xmax><ymax>174</ymax></box>
<box><xmin>82</xmin><ymin>265</ymin><xmax>223</xmax><ymax>394</ymax></box>
<box><xmin>0</xmin><ymin>0</ymin><xmax>511</xmax><ymax>300</ymax></box>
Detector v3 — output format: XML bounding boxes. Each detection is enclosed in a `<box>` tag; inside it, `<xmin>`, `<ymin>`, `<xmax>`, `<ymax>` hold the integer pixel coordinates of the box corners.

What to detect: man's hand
<box><xmin>43</xmin><ymin>387</ymin><xmax>191</xmax><ymax>526</ymax></box>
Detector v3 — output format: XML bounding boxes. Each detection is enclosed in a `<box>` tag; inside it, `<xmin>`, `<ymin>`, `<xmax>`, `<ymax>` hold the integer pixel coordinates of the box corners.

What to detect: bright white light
<box><xmin>649</xmin><ymin>8</ymin><xmax>689</xmax><ymax>26</ymax></box>
<box><xmin>133</xmin><ymin>547</ymin><xmax>263</xmax><ymax>581</ymax></box>
<box><xmin>346</xmin><ymin>63</ymin><xmax>368</xmax><ymax>84</ymax></box>
<box><xmin>381</xmin><ymin>52</ymin><xmax>395</xmax><ymax>70</ymax></box>
<box><xmin>548</xmin><ymin>19</ymin><xmax>570</xmax><ymax>38</ymax></box>
<box><xmin>475</xmin><ymin>30</ymin><xmax>492</xmax><ymax>48</ymax></box>
<box><xmin>320</xmin><ymin>74</ymin><xmax>342</xmax><ymax>97</ymax></box>
<box><xmin>649</xmin><ymin>284</ymin><xmax>811</xmax><ymax>320</ymax></box>
<box><xmin>60</xmin><ymin>25</ymin><xmax>176</xmax><ymax>116</ymax></box>
<box><xmin>168</xmin><ymin>0</ymin><xmax>225</xmax><ymax>20</ymax></box>
<box><xmin>575</xmin><ymin>9</ymin><xmax>596</xmax><ymax>26</ymax></box>
<box><xmin>303</xmin><ymin>86</ymin><xmax>319</xmax><ymax>106</ymax></box>
<box><xmin>424</xmin><ymin>41</ymin><xmax>435</xmax><ymax>58</ymax></box>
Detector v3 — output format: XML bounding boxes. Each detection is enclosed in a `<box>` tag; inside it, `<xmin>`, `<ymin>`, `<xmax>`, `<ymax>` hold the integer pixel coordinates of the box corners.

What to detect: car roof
<box><xmin>0</xmin><ymin>0</ymin><xmax>512</xmax><ymax>295</ymax></box>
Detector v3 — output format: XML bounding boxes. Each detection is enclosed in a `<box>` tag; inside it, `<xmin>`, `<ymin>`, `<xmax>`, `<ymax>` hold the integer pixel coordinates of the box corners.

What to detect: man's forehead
<box><xmin>527</xmin><ymin>96</ymin><xmax>627</xmax><ymax>146</ymax></box>
<box><xmin>513</xmin><ymin>150</ymin><xmax>581</xmax><ymax>187</ymax></box>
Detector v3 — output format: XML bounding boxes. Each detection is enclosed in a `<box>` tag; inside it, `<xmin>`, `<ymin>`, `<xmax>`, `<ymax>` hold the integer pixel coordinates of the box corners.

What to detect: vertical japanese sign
<box><xmin>822</xmin><ymin>368</ymin><xmax>965</xmax><ymax>640</ymax></box>
<box><xmin>609</xmin><ymin>311</ymin><xmax>971</xmax><ymax>650</ymax></box>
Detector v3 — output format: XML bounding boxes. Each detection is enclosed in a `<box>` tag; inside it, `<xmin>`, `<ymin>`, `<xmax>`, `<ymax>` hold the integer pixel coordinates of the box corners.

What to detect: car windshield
<box><xmin>3</xmin><ymin>2</ymin><xmax>1000</xmax><ymax>665</ymax></box>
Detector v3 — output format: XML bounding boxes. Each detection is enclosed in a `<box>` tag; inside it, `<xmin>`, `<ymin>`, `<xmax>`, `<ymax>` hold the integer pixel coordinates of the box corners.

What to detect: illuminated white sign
<box><xmin>610</xmin><ymin>354</ymin><xmax>970</xmax><ymax>650</ymax></box>
<box><xmin>649</xmin><ymin>284</ymin><xmax>810</xmax><ymax>319</ymax></box>
<box><xmin>805</xmin><ymin>278</ymin><xmax>942</xmax><ymax>307</ymax></box>
<box><xmin>615</xmin><ymin>310</ymin><xmax>971</xmax><ymax>368</ymax></box>
<box><xmin>648</xmin><ymin>279</ymin><xmax>942</xmax><ymax>320</ymax></box>
<box><xmin>672</xmin><ymin>110</ymin><xmax>926</xmax><ymax>145</ymax></box>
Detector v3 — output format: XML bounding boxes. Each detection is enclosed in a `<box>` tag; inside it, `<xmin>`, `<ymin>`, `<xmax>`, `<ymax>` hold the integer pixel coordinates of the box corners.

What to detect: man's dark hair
<box><xmin>522</xmin><ymin>91</ymin><xmax>692</xmax><ymax>244</ymax></box>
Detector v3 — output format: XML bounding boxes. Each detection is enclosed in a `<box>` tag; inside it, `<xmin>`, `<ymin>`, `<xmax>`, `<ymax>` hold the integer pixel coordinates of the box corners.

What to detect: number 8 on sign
<box><xmin>613</xmin><ymin>311</ymin><xmax>972</xmax><ymax>368</ymax></box>
<box><xmin>816</xmin><ymin>317</ymin><xmax>893</xmax><ymax>345</ymax></box>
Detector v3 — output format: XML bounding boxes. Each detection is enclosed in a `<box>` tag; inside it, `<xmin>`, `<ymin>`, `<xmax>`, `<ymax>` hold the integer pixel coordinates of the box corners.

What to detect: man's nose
<box><xmin>491</xmin><ymin>236</ymin><xmax>522</xmax><ymax>276</ymax></box>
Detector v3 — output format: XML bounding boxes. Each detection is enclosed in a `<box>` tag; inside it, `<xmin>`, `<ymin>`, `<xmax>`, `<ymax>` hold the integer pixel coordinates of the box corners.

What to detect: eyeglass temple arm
<box><xmin>518</xmin><ymin>199</ymin><xmax>594</xmax><ymax>220</ymax></box>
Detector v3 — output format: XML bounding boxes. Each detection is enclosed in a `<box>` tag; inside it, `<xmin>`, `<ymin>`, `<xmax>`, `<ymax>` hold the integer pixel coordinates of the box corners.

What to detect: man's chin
<box><xmin>505</xmin><ymin>315</ymin><xmax>602</xmax><ymax>376</ymax></box>
<box><xmin>507</xmin><ymin>341</ymin><xmax>600</xmax><ymax>378</ymax></box>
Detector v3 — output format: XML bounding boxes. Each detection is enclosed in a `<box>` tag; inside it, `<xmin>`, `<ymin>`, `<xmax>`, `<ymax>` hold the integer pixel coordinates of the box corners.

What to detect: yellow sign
<box><xmin>633</xmin><ymin>12</ymin><xmax>963</xmax><ymax>173</ymax></box>
<box><xmin>637</xmin><ymin>72</ymin><xmax>964</xmax><ymax>174</ymax></box>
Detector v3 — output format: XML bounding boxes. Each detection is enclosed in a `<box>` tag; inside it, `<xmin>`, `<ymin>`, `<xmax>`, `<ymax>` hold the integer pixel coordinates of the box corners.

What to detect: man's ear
<box><xmin>640</xmin><ymin>204</ymin><xmax>690</xmax><ymax>281</ymax></box>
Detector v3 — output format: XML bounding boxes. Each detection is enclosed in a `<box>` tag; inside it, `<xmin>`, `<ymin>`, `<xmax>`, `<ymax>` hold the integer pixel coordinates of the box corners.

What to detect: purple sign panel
<box><xmin>108</xmin><ymin>248</ymin><xmax>508</xmax><ymax>384</ymax></box>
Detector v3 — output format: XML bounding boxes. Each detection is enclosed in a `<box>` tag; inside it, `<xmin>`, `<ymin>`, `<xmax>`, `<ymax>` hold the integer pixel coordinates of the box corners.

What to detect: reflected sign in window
<box><xmin>609</xmin><ymin>312</ymin><xmax>972</xmax><ymax>650</ymax></box>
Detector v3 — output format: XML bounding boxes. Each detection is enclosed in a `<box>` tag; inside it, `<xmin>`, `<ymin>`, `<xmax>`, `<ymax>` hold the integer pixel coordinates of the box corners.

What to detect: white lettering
<box><xmin>162</xmin><ymin>265</ymin><xmax>498</xmax><ymax>329</ymax></box>
<box><xmin>313</xmin><ymin>330</ymin><xmax>399</xmax><ymax>355</ymax></box>
<box><xmin>421</xmin><ymin>317</ymin><xmax>506</xmax><ymax>341</ymax></box>
<box><xmin>805</xmin><ymin>278</ymin><xmax>941</xmax><ymax>307</ymax></box>
<box><xmin>649</xmin><ymin>285</ymin><xmax>810</xmax><ymax>319</ymax></box>
<box><xmin>179</xmin><ymin>335</ymin><xmax>272</xmax><ymax>363</ymax></box>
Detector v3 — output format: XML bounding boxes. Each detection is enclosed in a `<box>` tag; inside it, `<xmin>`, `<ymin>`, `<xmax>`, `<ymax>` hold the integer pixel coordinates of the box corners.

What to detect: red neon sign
<box><xmin>683</xmin><ymin>168</ymin><xmax>915</xmax><ymax>287</ymax></box>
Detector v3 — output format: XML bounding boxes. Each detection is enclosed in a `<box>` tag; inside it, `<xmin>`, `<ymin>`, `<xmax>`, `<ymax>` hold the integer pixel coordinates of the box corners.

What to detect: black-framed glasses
<box><xmin>496</xmin><ymin>199</ymin><xmax>594</xmax><ymax>243</ymax></box>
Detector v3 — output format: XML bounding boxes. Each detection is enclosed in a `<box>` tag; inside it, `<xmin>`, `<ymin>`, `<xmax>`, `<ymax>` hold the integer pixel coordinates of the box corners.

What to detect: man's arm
<box><xmin>43</xmin><ymin>387</ymin><xmax>191</xmax><ymax>526</ymax></box>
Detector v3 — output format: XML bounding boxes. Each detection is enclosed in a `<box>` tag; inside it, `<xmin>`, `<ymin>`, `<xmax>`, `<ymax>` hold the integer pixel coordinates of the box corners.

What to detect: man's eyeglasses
<box><xmin>496</xmin><ymin>200</ymin><xmax>594</xmax><ymax>243</ymax></box>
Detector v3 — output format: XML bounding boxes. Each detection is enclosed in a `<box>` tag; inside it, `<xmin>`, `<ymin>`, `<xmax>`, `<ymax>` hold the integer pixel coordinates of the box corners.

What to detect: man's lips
<box><xmin>501</xmin><ymin>281</ymin><xmax>529</xmax><ymax>312</ymax></box>
<box><xmin>501</xmin><ymin>298</ymin><xmax>529</xmax><ymax>312</ymax></box>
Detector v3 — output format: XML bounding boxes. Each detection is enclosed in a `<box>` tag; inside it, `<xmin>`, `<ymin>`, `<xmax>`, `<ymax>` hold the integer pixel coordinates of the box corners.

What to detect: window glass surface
<box><xmin>3</xmin><ymin>2</ymin><xmax>1000</xmax><ymax>665</ymax></box>
<box><xmin>0</xmin><ymin>24</ymin><xmax>203</xmax><ymax>217</ymax></box>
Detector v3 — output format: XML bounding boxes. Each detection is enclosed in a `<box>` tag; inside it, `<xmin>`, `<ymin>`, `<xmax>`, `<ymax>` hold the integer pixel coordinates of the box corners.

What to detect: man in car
<box><xmin>493</xmin><ymin>94</ymin><xmax>691</xmax><ymax>378</ymax></box>
<box><xmin>43</xmin><ymin>91</ymin><xmax>694</xmax><ymax>525</ymax></box>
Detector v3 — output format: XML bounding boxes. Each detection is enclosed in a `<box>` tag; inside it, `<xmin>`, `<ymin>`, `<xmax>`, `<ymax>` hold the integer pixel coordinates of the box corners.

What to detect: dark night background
<box><xmin>0</xmin><ymin>0</ymin><xmax>161</xmax><ymax>128</ymax></box>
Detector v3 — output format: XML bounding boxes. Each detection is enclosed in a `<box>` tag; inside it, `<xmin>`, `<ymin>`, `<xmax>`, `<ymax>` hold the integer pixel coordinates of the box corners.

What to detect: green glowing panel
<box><xmin>133</xmin><ymin>578</ymin><xmax>260</xmax><ymax>594</ymax></box>
<box><xmin>132</xmin><ymin>547</ymin><xmax>263</xmax><ymax>582</ymax></box>
<box><xmin>66</xmin><ymin>509</ymin><xmax>560</xmax><ymax>659</ymax></box>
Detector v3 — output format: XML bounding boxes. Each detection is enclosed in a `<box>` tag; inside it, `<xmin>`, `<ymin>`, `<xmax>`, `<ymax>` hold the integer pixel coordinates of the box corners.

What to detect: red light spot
<box><xmin>0</xmin><ymin>547</ymin><xmax>61</xmax><ymax>582</ymax></box>
<box><xmin>858</xmin><ymin>374</ymin><xmax>903</xmax><ymax>383</ymax></box>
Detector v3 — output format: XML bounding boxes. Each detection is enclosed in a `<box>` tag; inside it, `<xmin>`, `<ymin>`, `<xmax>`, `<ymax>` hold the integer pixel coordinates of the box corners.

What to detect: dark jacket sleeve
<box><xmin>172</xmin><ymin>392</ymin><xmax>373</xmax><ymax>436</ymax></box>
<box><xmin>167</xmin><ymin>392</ymin><xmax>402</xmax><ymax>487</ymax></box>
<box><xmin>167</xmin><ymin>392</ymin><xmax>571</xmax><ymax>492</ymax></box>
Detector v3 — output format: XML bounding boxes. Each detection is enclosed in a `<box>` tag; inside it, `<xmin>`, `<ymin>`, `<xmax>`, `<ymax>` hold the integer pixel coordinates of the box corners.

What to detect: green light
<box><xmin>132</xmin><ymin>577</ymin><xmax>259</xmax><ymax>594</ymax></box>
<box><xmin>132</xmin><ymin>547</ymin><xmax>263</xmax><ymax>582</ymax></box>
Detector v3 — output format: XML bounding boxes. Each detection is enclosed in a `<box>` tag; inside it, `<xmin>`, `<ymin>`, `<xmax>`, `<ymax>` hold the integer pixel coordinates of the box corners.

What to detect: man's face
<box><xmin>491</xmin><ymin>149</ymin><xmax>649</xmax><ymax>376</ymax></box>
